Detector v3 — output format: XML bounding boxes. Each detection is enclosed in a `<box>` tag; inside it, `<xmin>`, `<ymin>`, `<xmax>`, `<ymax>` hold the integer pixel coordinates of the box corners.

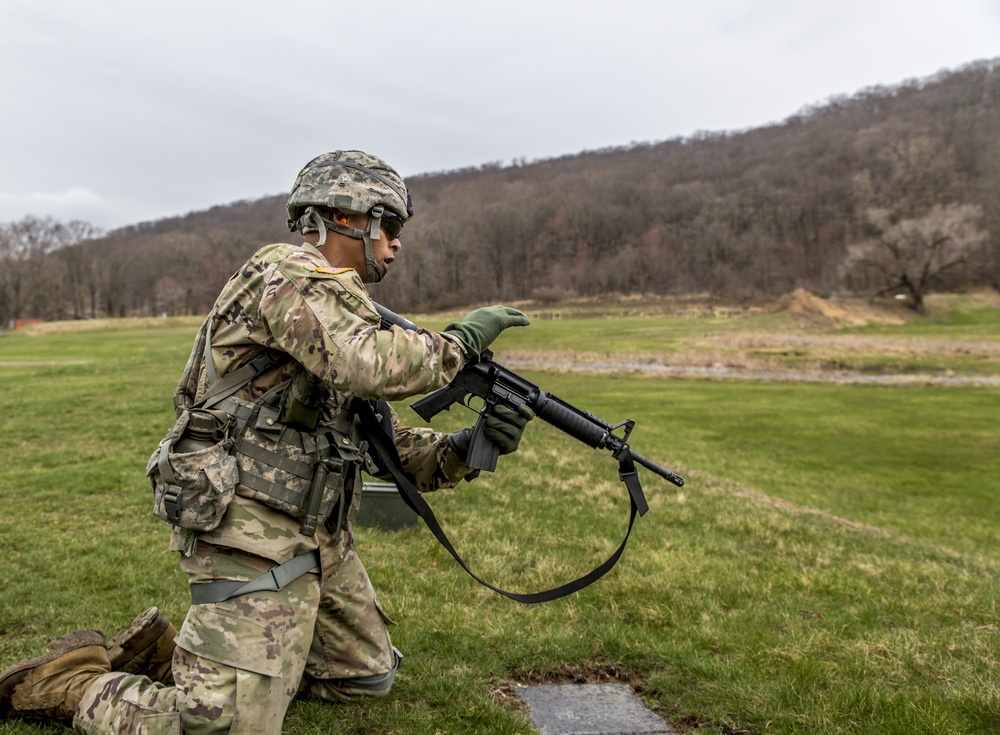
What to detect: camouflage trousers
<box><xmin>73</xmin><ymin>528</ymin><xmax>397</xmax><ymax>735</ymax></box>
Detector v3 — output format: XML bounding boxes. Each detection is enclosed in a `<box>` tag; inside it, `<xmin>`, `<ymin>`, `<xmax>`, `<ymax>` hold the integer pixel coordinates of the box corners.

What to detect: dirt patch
<box><xmin>701</xmin><ymin>332</ymin><xmax>1000</xmax><ymax>359</ymax></box>
<box><xmin>508</xmin><ymin>661</ymin><xmax>643</xmax><ymax>688</ymax></box>
<box><xmin>15</xmin><ymin>316</ymin><xmax>203</xmax><ymax>336</ymax></box>
<box><xmin>783</xmin><ymin>289</ymin><xmax>908</xmax><ymax>327</ymax></box>
<box><xmin>489</xmin><ymin>681</ymin><xmax>532</xmax><ymax>718</ymax></box>
<box><xmin>0</xmin><ymin>360</ymin><xmax>91</xmax><ymax>367</ymax></box>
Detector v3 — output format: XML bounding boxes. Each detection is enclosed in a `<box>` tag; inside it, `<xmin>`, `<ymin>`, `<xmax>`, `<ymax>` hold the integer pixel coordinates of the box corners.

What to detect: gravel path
<box><xmin>504</xmin><ymin>359</ymin><xmax>1000</xmax><ymax>386</ymax></box>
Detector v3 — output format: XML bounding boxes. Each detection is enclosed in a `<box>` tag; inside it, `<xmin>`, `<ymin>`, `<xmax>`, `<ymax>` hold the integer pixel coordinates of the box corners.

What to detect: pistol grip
<box><xmin>465</xmin><ymin>413</ymin><xmax>500</xmax><ymax>472</ymax></box>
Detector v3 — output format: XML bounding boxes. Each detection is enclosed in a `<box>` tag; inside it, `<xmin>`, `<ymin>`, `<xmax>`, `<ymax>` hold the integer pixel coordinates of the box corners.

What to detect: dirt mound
<box><xmin>784</xmin><ymin>289</ymin><xmax>906</xmax><ymax>327</ymax></box>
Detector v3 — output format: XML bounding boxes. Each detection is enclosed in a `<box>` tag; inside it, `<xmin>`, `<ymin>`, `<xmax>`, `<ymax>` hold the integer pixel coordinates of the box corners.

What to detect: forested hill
<box><xmin>4</xmin><ymin>59</ymin><xmax>999</xmax><ymax>321</ymax></box>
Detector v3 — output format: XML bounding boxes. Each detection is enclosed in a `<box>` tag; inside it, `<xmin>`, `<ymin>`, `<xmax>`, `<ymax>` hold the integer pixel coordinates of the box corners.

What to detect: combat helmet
<box><xmin>287</xmin><ymin>150</ymin><xmax>413</xmax><ymax>283</ymax></box>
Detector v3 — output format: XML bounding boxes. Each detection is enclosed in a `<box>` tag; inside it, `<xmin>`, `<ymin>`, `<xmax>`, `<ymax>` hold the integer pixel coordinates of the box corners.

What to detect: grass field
<box><xmin>0</xmin><ymin>292</ymin><xmax>998</xmax><ymax>734</ymax></box>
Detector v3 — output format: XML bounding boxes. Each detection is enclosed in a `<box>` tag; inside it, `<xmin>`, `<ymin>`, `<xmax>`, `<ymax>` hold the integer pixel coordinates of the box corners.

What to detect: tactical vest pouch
<box><xmin>229</xmin><ymin>398</ymin><xmax>362</xmax><ymax>529</ymax></box>
<box><xmin>276</xmin><ymin>367</ymin><xmax>325</xmax><ymax>431</ymax></box>
<box><xmin>147</xmin><ymin>410</ymin><xmax>238</xmax><ymax>532</ymax></box>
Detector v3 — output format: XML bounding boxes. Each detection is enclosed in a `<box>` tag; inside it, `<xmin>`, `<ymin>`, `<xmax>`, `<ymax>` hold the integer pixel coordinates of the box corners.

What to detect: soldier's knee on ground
<box><xmin>306</xmin><ymin>647</ymin><xmax>402</xmax><ymax>703</ymax></box>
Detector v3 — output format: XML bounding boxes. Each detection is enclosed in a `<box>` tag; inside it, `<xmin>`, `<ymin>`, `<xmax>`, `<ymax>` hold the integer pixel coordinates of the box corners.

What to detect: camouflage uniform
<box><xmin>74</xmin><ymin>240</ymin><xmax>476</xmax><ymax>735</ymax></box>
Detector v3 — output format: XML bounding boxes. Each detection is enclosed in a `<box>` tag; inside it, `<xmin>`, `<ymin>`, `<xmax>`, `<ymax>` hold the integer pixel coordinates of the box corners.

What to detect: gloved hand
<box><xmin>442</xmin><ymin>306</ymin><xmax>530</xmax><ymax>359</ymax></box>
<box><xmin>448</xmin><ymin>404</ymin><xmax>535</xmax><ymax>460</ymax></box>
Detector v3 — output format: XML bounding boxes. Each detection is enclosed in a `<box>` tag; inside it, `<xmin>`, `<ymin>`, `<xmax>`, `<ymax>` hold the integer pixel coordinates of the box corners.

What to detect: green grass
<box><xmin>415</xmin><ymin>292</ymin><xmax>1000</xmax><ymax>378</ymax></box>
<box><xmin>1</xmin><ymin>297</ymin><xmax>999</xmax><ymax>734</ymax></box>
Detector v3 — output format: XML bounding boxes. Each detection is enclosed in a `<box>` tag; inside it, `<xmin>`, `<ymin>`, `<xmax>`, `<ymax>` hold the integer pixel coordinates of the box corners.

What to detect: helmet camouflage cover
<box><xmin>286</xmin><ymin>150</ymin><xmax>413</xmax><ymax>232</ymax></box>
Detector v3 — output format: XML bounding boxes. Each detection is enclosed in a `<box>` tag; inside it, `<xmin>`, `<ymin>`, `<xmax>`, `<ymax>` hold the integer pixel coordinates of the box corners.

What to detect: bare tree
<box><xmin>55</xmin><ymin>221</ymin><xmax>104</xmax><ymax>318</ymax></box>
<box><xmin>844</xmin><ymin>204</ymin><xmax>987</xmax><ymax>312</ymax></box>
<box><xmin>0</xmin><ymin>217</ymin><xmax>64</xmax><ymax>323</ymax></box>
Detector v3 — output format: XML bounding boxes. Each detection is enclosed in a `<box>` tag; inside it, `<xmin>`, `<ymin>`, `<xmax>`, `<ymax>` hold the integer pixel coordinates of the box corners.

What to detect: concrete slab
<box><xmin>516</xmin><ymin>683</ymin><xmax>675</xmax><ymax>735</ymax></box>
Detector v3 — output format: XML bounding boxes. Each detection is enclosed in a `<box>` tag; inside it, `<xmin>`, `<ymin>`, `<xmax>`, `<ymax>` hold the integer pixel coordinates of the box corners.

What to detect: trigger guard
<box><xmin>463</xmin><ymin>393</ymin><xmax>490</xmax><ymax>414</ymax></box>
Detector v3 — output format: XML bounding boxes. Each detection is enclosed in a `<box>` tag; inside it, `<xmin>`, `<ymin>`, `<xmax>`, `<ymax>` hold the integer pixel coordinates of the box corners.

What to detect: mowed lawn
<box><xmin>0</xmin><ymin>297</ymin><xmax>998</xmax><ymax>735</ymax></box>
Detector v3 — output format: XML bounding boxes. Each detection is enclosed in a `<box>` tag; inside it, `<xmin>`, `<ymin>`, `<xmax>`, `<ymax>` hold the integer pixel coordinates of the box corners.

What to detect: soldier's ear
<box><xmin>332</xmin><ymin>209</ymin><xmax>349</xmax><ymax>225</ymax></box>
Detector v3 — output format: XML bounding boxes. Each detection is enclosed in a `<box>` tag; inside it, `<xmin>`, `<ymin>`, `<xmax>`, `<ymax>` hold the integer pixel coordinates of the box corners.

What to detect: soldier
<box><xmin>0</xmin><ymin>150</ymin><xmax>533</xmax><ymax>733</ymax></box>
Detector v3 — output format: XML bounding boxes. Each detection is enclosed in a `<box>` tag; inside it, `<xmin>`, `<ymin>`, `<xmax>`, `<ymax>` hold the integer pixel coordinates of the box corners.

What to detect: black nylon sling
<box><xmin>354</xmin><ymin>399</ymin><xmax>641</xmax><ymax>604</ymax></box>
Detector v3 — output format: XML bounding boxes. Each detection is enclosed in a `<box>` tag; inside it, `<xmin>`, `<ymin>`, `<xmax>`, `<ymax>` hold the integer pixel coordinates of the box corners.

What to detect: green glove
<box><xmin>483</xmin><ymin>404</ymin><xmax>534</xmax><ymax>454</ymax></box>
<box><xmin>448</xmin><ymin>404</ymin><xmax>535</xmax><ymax>459</ymax></box>
<box><xmin>443</xmin><ymin>306</ymin><xmax>530</xmax><ymax>359</ymax></box>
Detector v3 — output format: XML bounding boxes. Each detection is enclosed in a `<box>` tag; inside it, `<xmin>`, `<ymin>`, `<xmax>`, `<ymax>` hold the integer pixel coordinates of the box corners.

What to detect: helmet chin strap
<box><xmin>361</xmin><ymin>205</ymin><xmax>387</xmax><ymax>284</ymax></box>
<box><xmin>304</xmin><ymin>206</ymin><xmax>387</xmax><ymax>283</ymax></box>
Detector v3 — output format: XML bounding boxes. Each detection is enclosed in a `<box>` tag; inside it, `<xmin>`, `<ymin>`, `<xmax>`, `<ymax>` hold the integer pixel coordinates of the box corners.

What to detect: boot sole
<box><xmin>0</xmin><ymin>629</ymin><xmax>105</xmax><ymax>718</ymax></box>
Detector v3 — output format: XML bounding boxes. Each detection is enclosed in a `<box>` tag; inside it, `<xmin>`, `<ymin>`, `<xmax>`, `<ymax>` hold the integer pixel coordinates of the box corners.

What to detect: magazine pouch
<box><xmin>230</xmin><ymin>398</ymin><xmax>355</xmax><ymax>529</ymax></box>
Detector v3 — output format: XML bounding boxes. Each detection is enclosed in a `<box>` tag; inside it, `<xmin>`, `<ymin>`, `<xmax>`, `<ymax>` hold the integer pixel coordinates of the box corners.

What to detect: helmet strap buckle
<box><xmin>363</xmin><ymin>205</ymin><xmax>386</xmax><ymax>284</ymax></box>
<box><xmin>367</xmin><ymin>205</ymin><xmax>384</xmax><ymax>242</ymax></box>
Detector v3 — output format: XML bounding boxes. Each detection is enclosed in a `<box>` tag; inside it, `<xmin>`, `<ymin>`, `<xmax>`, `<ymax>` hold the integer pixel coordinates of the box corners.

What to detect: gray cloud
<box><xmin>1</xmin><ymin>0</ymin><xmax>998</xmax><ymax>229</ymax></box>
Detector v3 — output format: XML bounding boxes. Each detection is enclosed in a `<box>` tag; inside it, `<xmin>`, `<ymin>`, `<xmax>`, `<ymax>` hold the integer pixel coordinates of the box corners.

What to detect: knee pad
<box><xmin>323</xmin><ymin>647</ymin><xmax>402</xmax><ymax>701</ymax></box>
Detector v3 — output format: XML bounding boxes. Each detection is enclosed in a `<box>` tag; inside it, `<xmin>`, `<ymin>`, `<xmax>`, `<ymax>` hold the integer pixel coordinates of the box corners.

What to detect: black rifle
<box><xmin>366</xmin><ymin>302</ymin><xmax>685</xmax><ymax>603</ymax></box>
<box><xmin>374</xmin><ymin>303</ymin><xmax>684</xmax><ymax>512</ymax></box>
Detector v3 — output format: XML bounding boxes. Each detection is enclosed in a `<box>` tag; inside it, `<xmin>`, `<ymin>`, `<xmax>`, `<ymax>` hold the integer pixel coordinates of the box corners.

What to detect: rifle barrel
<box><xmin>631</xmin><ymin>450</ymin><xmax>685</xmax><ymax>487</ymax></box>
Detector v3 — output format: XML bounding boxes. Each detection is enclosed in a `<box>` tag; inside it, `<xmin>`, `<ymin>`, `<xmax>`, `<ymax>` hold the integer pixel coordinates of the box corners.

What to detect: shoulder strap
<box><xmin>204</xmin><ymin>313</ymin><xmax>219</xmax><ymax>386</ymax></box>
<box><xmin>196</xmin><ymin>352</ymin><xmax>285</xmax><ymax>409</ymax></box>
<box><xmin>195</xmin><ymin>314</ymin><xmax>286</xmax><ymax>409</ymax></box>
<box><xmin>354</xmin><ymin>399</ymin><xmax>639</xmax><ymax>604</ymax></box>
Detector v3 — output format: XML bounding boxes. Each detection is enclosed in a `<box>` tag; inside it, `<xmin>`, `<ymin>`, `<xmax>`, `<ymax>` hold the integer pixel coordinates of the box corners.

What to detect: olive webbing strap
<box><xmin>195</xmin><ymin>315</ymin><xmax>285</xmax><ymax>410</ymax></box>
<box><xmin>189</xmin><ymin>548</ymin><xmax>321</xmax><ymax>605</ymax></box>
<box><xmin>204</xmin><ymin>314</ymin><xmax>219</xmax><ymax>386</ymax></box>
<box><xmin>354</xmin><ymin>399</ymin><xmax>640</xmax><ymax>604</ymax></box>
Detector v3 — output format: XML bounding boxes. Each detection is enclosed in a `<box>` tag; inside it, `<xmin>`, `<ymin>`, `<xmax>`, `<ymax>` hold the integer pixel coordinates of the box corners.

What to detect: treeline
<box><xmin>2</xmin><ymin>59</ymin><xmax>998</xmax><ymax>325</ymax></box>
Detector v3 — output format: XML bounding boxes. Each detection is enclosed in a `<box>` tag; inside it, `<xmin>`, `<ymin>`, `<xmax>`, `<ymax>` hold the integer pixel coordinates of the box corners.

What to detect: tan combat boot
<box><xmin>0</xmin><ymin>628</ymin><xmax>110</xmax><ymax>720</ymax></box>
<box><xmin>107</xmin><ymin>607</ymin><xmax>177</xmax><ymax>686</ymax></box>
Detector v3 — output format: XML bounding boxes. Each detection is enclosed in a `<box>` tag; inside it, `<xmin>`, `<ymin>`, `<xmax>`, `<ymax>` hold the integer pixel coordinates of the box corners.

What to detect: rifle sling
<box><xmin>354</xmin><ymin>399</ymin><xmax>640</xmax><ymax>604</ymax></box>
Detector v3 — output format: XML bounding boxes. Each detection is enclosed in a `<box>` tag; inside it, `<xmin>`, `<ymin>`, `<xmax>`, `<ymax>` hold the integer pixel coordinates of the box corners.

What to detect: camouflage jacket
<box><xmin>170</xmin><ymin>241</ymin><xmax>476</xmax><ymax>561</ymax></box>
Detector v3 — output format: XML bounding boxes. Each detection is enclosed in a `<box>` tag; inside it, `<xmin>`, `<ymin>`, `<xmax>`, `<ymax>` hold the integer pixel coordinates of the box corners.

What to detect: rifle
<box><xmin>365</xmin><ymin>302</ymin><xmax>685</xmax><ymax>603</ymax></box>
<box><xmin>374</xmin><ymin>303</ymin><xmax>684</xmax><ymax>513</ymax></box>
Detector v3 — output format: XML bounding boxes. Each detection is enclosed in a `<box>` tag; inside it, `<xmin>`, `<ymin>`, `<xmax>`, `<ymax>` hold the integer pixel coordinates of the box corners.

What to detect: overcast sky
<box><xmin>2</xmin><ymin>0</ymin><xmax>998</xmax><ymax>231</ymax></box>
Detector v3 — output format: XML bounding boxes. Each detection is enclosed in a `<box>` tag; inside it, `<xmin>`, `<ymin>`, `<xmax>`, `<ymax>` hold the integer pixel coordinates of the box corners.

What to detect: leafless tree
<box><xmin>844</xmin><ymin>204</ymin><xmax>987</xmax><ymax>312</ymax></box>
